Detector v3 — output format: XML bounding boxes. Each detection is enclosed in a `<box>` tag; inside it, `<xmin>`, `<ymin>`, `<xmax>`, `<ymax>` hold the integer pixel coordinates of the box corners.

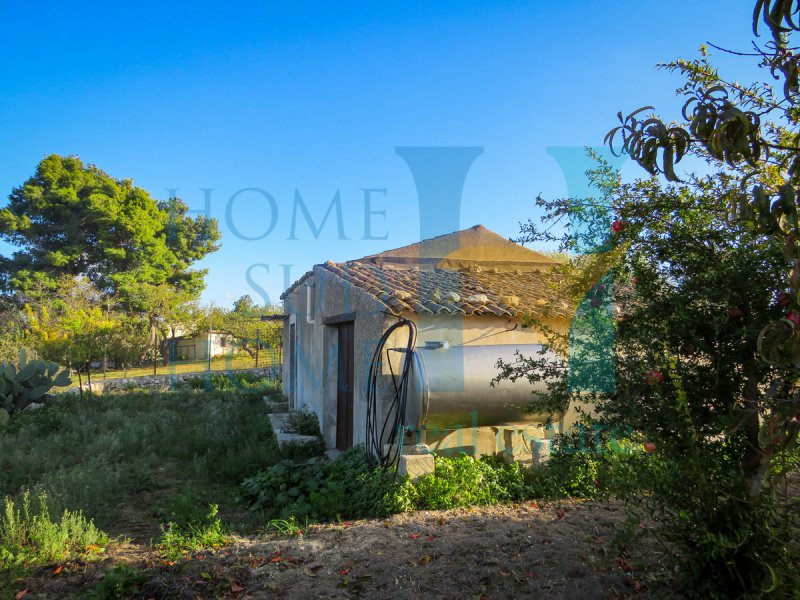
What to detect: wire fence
<box><xmin>90</xmin><ymin>348</ymin><xmax>282</xmax><ymax>381</ymax></box>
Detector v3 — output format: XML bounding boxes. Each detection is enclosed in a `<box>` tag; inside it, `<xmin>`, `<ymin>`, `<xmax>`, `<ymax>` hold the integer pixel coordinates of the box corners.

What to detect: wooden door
<box><xmin>336</xmin><ymin>322</ymin><xmax>355</xmax><ymax>450</ymax></box>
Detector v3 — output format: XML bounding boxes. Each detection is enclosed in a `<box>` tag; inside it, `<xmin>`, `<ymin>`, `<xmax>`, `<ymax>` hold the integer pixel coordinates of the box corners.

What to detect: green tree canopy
<box><xmin>0</xmin><ymin>155</ymin><xmax>220</xmax><ymax>303</ymax></box>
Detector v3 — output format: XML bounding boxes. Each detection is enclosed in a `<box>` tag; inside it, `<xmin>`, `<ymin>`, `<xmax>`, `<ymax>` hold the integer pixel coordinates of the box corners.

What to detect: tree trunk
<box><xmin>159</xmin><ymin>328</ymin><xmax>170</xmax><ymax>366</ymax></box>
<box><xmin>740</xmin><ymin>354</ymin><xmax>767</xmax><ymax>498</ymax></box>
<box><xmin>142</xmin><ymin>317</ymin><xmax>159</xmax><ymax>362</ymax></box>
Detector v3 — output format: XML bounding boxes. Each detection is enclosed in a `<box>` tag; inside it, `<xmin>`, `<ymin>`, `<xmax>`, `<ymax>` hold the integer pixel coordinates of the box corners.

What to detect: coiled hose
<box><xmin>365</xmin><ymin>318</ymin><xmax>417</xmax><ymax>470</ymax></box>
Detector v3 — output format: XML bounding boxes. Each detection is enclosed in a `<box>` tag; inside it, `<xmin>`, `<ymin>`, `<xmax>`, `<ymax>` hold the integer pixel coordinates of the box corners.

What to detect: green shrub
<box><xmin>394</xmin><ymin>454</ymin><xmax>529</xmax><ymax>511</ymax></box>
<box><xmin>243</xmin><ymin>449</ymin><xmax>534</xmax><ymax>521</ymax></box>
<box><xmin>313</xmin><ymin>447</ymin><xmax>401</xmax><ymax>518</ymax></box>
<box><xmin>280</xmin><ymin>438</ymin><xmax>326</xmax><ymax>461</ymax></box>
<box><xmin>526</xmin><ymin>430</ymin><xmax>650</xmax><ymax>500</ymax></box>
<box><xmin>242</xmin><ymin>447</ymin><xmax>400</xmax><ymax>521</ymax></box>
<box><xmin>241</xmin><ymin>457</ymin><xmax>329</xmax><ymax>517</ymax></box>
<box><xmin>0</xmin><ymin>493</ymin><xmax>107</xmax><ymax>574</ymax></box>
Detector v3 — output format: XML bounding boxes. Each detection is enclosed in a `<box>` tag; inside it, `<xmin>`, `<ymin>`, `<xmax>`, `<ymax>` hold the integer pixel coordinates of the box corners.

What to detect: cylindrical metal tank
<box><xmin>404</xmin><ymin>344</ymin><xmax>558</xmax><ymax>430</ymax></box>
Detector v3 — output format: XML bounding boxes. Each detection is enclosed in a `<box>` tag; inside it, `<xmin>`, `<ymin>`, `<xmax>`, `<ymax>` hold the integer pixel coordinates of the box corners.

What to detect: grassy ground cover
<box><xmin>2</xmin><ymin>373</ymin><xmax>796</xmax><ymax>598</ymax></box>
<box><xmin>0</xmin><ymin>372</ymin><xmax>283</xmax><ymax>596</ymax></box>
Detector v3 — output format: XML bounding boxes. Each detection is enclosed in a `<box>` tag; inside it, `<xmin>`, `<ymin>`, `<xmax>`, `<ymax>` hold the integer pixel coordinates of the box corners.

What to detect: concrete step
<box><xmin>263</xmin><ymin>396</ymin><xmax>289</xmax><ymax>413</ymax></box>
<box><xmin>268</xmin><ymin>412</ymin><xmax>321</xmax><ymax>448</ymax></box>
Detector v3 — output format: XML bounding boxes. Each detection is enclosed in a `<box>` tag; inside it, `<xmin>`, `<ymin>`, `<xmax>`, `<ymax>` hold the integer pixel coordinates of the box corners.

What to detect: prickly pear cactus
<box><xmin>0</xmin><ymin>349</ymin><xmax>71</xmax><ymax>420</ymax></box>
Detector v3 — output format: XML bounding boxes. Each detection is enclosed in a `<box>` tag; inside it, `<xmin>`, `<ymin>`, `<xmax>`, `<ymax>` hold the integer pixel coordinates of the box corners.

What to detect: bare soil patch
<box><xmin>17</xmin><ymin>499</ymin><xmax>682</xmax><ymax>600</ymax></box>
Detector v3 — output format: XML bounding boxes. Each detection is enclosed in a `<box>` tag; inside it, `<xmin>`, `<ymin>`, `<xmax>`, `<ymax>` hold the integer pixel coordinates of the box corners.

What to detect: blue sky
<box><xmin>0</xmin><ymin>1</ymin><xmax>760</xmax><ymax>306</ymax></box>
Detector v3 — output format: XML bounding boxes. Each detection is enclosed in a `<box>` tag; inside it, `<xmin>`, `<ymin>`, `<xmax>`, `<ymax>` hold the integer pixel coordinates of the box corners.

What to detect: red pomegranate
<box><xmin>645</xmin><ymin>370</ymin><xmax>664</xmax><ymax>385</ymax></box>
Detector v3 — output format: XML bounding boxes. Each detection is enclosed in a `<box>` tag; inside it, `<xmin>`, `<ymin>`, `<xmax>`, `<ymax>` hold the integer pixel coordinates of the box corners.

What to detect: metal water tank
<box><xmin>404</xmin><ymin>344</ymin><xmax>558</xmax><ymax>430</ymax></box>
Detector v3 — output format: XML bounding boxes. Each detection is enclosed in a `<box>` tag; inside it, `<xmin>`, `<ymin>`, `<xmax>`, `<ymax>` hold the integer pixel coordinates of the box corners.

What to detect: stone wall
<box><xmin>67</xmin><ymin>366</ymin><xmax>281</xmax><ymax>395</ymax></box>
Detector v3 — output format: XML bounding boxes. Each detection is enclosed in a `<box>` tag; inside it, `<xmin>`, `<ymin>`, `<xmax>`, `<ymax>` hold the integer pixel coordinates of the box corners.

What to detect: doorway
<box><xmin>289</xmin><ymin>323</ymin><xmax>297</xmax><ymax>410</ymax></box>
<box><xmin>336</xmin><ymin>321</ymin><xmax>355</xmax><ymax>450</ymax></box>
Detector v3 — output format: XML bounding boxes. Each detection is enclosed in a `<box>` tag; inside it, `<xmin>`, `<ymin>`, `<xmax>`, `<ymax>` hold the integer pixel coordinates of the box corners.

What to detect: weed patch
<box><xmin>0</xmin><ymin>493</ymin><xmax>107</xmax><ymax>589</ymax></box>
<box><xmin>85</xmin><ymin>564</ymin><xmax>147</xmax><ymax>600</ymax></box>
<box><xmin>268</xmin><ymin>516</ymin><xmax>306</xmax><ymax>537</ymax></box>
<box><xmin>0</xmin><ymin>383</ymin><xmax>278</xmax><ymax>525</ymax></box>
<box><xmin>157</xmin><ymin>504</ymin><xmax>231</xmax><ymax>562</ymax></box>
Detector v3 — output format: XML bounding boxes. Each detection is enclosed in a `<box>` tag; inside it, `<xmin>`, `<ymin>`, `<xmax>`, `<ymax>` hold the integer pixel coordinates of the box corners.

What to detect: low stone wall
<box><xmin>67</xmin><ymin>366</ymin><xmax>281</xmax><ymax>395</ymax></box>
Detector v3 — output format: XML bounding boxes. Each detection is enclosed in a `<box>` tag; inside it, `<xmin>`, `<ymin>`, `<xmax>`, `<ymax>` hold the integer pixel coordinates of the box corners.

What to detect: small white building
<box><xmin>173</xmin><ymin>330</ymin><xmax>237</xmax><ymax>361</ymax></box>
<box><xmin>281</xmin><ymin>225</ymin><xmax>581</xmax><ymax>462</ymax></box>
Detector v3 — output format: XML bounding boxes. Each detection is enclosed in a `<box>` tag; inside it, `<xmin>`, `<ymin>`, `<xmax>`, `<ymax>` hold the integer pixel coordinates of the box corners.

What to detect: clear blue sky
<box><xmin>0</xmin><ymin>1</ymin><xmax>760</xmax><ymax>306</ymax></box>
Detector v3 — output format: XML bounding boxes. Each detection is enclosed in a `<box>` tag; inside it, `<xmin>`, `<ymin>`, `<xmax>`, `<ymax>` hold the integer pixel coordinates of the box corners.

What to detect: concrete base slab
<box><xmin>399</xmin><ymin>453</ymin><xmax>435</xmax><ymax>482</ymax></box>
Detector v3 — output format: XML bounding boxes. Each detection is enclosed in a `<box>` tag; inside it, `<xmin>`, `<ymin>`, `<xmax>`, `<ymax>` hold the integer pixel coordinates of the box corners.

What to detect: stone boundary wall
<box><xmin>67</xmin><ymin>366</ymin><xmax>281</xmax><ymax>395</ymax></box>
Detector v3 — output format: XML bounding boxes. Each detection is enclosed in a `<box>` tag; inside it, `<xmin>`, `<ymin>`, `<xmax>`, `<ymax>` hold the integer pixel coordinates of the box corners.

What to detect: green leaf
<box><xmin>17</xmin><ymin>363</ymin><xmax>37</xmax><ymax>383</ymax></box>
<box><xmin>27</xmin><ymin>385</ymin><xmax>50</xmax><ymax>402</ymax></box>
<box><xmin>53</xmin><ymin>370</ymin><xmax>71</xmax><ymax>387</ymax></box>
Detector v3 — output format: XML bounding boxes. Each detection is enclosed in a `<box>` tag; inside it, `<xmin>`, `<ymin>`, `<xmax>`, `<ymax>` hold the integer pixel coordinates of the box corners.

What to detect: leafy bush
<box><xmin>314</xmin><ymin>447</ymin><xmax>402</xmax><ymax>518</ymax></box>
<box><xmin>242</xmin><ymin>447</ymin><xmax>400</xmax><ymax>520</ymax></box>
<box><xmin>0</xmin><ymin>493</ymin><xmax>107</xmax><ymax>576</ymax></box>
<box><xmin>157</xmin><ymin>504</ymin><xmax>230</xmax><ymax>561</ymax></box>
<box><xmin>394</xmin><ymin>454</ymin><xmax>529</xmax><ymax>511</ymax></box>
<box><xmin>279</xmin><ymin>438</ymin><xmax>326</xmax><ymax>461</ymax></box>
<box><xmin>503</xmin><ymin>155</ymin><xmax>800</xmax><ymax>596</ymax></box>
<box><xmin>243</xmin><ymin>448</ymin><xmax>535</xmax><ymax>521</ymax></box>
<box><xmin>241</xmin><ymin>457</ymin><xmax>329</xmax><ymax>517</ymax></box>
<box><xmin>526</xmin><ymin>427</ymin><xmax>651</xmax><ymax>500</ymax></box>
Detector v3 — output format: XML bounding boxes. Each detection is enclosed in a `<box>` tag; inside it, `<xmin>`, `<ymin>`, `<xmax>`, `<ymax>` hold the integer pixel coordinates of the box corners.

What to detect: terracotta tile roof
<box><xmin>281</xmin><ymin>226</ymin><xmax>571</xmax><ymax>317</ymax></box>
<box><xmin>321</xmin><ymin>261</ymin><xmax>570</xmax><ymax>318</ymax></box>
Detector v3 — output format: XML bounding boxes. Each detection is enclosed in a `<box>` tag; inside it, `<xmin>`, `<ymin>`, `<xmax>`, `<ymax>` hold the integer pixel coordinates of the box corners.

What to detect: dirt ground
<box><xmin>16</xmin><ymin>499</ymin><xmax>683</xmax><ymax>600</ymax></box>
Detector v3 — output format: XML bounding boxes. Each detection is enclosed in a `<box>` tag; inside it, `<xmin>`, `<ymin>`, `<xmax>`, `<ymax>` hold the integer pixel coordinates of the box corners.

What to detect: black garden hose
<box><xmin>365</xmin><ymin>318</ymin><xmax>417</xmax><ymax>470</ymax></box>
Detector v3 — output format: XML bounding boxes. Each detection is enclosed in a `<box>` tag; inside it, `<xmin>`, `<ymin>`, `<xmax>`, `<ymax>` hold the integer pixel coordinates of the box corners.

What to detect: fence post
<box><xmin>255</xmin><ymin>328</ymin><xmax>260</xmax><ymax>368</ymax></box>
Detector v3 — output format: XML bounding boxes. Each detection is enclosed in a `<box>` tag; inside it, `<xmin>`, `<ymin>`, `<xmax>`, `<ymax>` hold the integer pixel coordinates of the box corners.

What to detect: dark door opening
<box><xmin>336</xmin><ymin>321</ymin><xmax>355</xmax><ymax>450</ymax></box>
<box><xmin>289</xmin><ymin>323</ymin><xmax>296</xmax><ymax>410</ymax></box>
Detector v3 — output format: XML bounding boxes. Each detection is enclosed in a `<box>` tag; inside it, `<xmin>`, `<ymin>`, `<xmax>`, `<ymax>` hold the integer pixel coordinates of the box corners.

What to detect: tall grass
<box><xmin>0</xmin><ymin>375</ymin><xmax>280</xmax><ymax>527</ymax></box>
